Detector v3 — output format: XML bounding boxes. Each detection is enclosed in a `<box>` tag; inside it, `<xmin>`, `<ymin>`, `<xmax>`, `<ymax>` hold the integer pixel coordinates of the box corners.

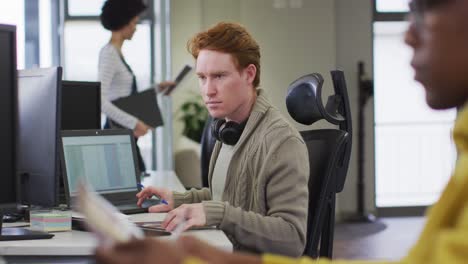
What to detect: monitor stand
<box><xmin>0</xmin><ymin>213</ymin><xmax>54</xmax><ymax>241</ymax></box>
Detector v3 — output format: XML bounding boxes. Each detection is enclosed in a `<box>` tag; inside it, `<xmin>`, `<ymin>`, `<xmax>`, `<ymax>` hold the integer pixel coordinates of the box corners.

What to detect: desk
<box><xmin>0</xmin><ymin>171</ymin><xmax>232</xmax><ymax>263</ymax></box>
<box><xmin>141</xmin><ymin>170</ymin><xmax>186</xmax><ymax>192</ymax></box>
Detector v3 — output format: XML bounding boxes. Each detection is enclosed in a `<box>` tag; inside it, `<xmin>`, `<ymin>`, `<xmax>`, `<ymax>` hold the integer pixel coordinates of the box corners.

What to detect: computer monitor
<box><xmin>61</xmin><ymin>81</ymin><xmax>101</xmax><ymax>130</ymax></box>
<box><xmin>0</xmin><ymin>24</ymin><xmax>54</xmax><ymax>241</ymax></box>
<box><xmin>17</xmin><ymin>67</ymin><xmax>62</xmax><ymax>207</ymax></box>
<box><xmin>0</xmin><ymin>24</ymin><xmax>18</xmax><ymax>215</ymax></box>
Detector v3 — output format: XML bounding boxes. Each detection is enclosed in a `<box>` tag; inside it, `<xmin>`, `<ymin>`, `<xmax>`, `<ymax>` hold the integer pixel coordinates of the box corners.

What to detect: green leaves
<box><xmin>177</xmin><ymin>94</ymin><xmax>208</xmax><ymax>143</ymax></box>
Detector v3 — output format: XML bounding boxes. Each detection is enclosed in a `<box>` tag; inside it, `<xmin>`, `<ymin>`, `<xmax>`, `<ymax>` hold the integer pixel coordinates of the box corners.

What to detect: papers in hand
<box><xmin>76</xmin><ymin>183</ymin><xmax>143</xmax><ymax>247</ymax></box>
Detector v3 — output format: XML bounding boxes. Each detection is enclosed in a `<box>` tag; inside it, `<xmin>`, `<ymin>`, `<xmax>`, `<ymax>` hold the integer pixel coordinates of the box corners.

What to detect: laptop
<box><xmin>59</xmin><ymin>129</ymin><xmax>146</xmax><ymax>214</ymax></box>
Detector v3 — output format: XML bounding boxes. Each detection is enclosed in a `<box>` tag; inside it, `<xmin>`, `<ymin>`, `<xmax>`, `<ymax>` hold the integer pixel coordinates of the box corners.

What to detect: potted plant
<box><xmin>177</xmin><ymin>92</ymin><xmax>208</xmax><ymax>143</ymax></box>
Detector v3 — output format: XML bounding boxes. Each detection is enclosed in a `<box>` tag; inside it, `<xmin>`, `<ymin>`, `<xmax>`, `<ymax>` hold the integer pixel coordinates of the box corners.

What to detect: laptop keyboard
<box><xmin>114</xmin><ymin>202</ymin><xmax>147</xmax><ymax>214</ymax></box>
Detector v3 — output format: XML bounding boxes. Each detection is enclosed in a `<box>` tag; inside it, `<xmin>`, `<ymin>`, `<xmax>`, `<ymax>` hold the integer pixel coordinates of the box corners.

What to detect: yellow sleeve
<box><xmin>262</xmin><ymin>254</ymin><xmax>396</xmax><ymax>264</ymax></box>
<box><xmin>430</xmin><ymin>229</ymin><xmax>468</xmax><ymax>264</ymax></box>
<box><xmin>263</xmin><ymin>254</ymin><xmax>316</xmax><ymax>264</ymax></box>
<box><xmin>183</xmin><ymin>257</ymin><xmax>206</xmax><ymax>264</ymax></box>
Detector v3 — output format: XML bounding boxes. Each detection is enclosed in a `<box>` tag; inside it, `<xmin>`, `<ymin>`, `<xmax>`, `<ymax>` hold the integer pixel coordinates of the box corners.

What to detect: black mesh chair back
<box><xmin>200</xmin><ymin>115</ymin><xmax>216</xmax><ymax>188</ymax></box>
<box><xmin>286</xmin><ymin>70</ymin><xmax>352</xmax><ymax>259</ymax></box>
<box><xmin>301</xmin><ymin>129</ymin><xmax>350</xmax><ymax>258</ymax></box>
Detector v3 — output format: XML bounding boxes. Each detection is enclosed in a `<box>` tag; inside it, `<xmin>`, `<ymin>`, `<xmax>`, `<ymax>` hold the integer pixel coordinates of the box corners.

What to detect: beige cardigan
<box><xmin>173</xmin><ymin>89</ymin><xmax>309</xmax><ymax>257</ymax></box>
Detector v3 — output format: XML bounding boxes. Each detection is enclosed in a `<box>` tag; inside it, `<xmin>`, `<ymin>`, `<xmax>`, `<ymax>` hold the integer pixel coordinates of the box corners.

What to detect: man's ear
<box><xmin>243</xmin><ymin>64</ymin><xmax>257</xmax><ymax>85</ymax></box>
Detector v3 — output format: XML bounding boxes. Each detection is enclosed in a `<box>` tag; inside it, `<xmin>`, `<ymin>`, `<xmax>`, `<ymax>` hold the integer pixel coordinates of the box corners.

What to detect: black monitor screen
<box><xmin>17</xmin><ymin>67</ymin><xmax>62</xmax><ymax>207</ymax></box>
<box><xmin>62</xmin><ymin>81</ymin><xmax>101</xmax><ymax>130</ymax></box>
<box><xmin>0</xmin><ymin>26</ymin><xmax>57</xmax><ymax>241</ymax></box>
<box><xmin>0</xmin><ymin>25</ymin><xmax>18</xmax><ymax>212</ymax></box>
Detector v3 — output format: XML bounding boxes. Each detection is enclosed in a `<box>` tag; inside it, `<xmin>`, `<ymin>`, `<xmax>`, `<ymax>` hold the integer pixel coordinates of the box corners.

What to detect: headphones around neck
<box><xmin>211</xmin><ymin>118</ymin><xmax>247</xmax><ymax>145</ymax></box>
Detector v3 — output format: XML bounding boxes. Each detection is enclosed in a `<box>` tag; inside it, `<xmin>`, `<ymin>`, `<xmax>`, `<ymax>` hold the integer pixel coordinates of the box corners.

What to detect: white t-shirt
<box><xmin>211</xmin><ymin>143</ymin><xmax>235</xmax><ymax>201</ymax></box>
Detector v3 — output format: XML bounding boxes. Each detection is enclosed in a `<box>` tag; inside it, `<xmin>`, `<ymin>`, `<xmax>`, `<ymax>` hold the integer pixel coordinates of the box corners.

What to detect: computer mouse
<box><xmin>140</xmin><ymin>199</ymin><xmax>162</xmax><ymax>209</ymax></box>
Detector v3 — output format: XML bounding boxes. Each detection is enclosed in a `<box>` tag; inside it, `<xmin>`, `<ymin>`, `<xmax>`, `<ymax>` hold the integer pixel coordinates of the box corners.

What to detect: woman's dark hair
<box><xmin>100</xmin><ymin>0</ymin><xmax>147</xmax><ymax>31</ymax></box>
<box><xmin>410</xmin><ymin>0</ymin><xmax>455</xmax><ymax>13</ymax></box>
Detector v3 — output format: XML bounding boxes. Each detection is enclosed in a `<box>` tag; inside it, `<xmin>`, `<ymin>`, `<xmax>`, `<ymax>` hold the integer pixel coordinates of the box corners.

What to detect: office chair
<box><xmin>200</xmin><ymin>115</ymin><xmax>216</xmax><ymax>188</ymax></box>
<box><xmin>286</xmin><ymin>70</ymin><xmax>352</xmax><ymax>259</ymax></box>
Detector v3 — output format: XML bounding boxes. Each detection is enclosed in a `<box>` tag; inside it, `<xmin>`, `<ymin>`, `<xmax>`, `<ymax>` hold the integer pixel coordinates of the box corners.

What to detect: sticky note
<box><xmin>30</xmin><ymin>210</ymin><xmax>72</xmax><ymax>232</ymax></box>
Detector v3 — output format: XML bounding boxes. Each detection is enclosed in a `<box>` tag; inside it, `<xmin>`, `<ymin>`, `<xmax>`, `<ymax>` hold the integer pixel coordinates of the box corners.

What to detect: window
<box><xmin>39</xmin><ymin>0</ymin><xmax>53</xmax><ymax>67</ymax></box>
<box><xmin>63</xmin><ymin>21</ymin><xmax>151</xmax><ymax>87</ymax></box>
<box><xmin>0</xmin><ymin>0</ymin><xmax>56</xmax><ymax>69</ymax></box>
<box><xmin>375</xmin><ymin>0</ymin><xmax>410</xmax><ymax>13</ymax></box>
<box><xmin>373</xmin><ymin>1</ymin><xmax>457</xmax><ymax>211</ymax></box>
<box><xmin>0</xmin><ymin>1</ymin><xmax>25</xmax><ymax>69</ymax></box>
<box><xmin>62</xmin><ymin>0</ymin><xmax>172</xmax><ymax>170</ymax></box>
<box><xmin>66</xmin><ymin>0</ymin><xmax>106</xmax><ymax>17</ymax></box>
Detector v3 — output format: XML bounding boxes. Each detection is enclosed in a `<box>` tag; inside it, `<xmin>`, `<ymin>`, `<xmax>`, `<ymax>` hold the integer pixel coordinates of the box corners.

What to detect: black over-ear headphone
<box><xmin>211</xmin><ymin>119</ymin><xmax>247</xmax><ymax>145</ymax></box>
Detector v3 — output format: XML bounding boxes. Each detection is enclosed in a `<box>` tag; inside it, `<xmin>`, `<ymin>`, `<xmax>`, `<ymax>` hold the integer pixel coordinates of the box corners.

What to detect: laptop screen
<box><xmin>61</xmin><ymin>132</ymin><xmax>139</xmax><ymax>196</ymax></box>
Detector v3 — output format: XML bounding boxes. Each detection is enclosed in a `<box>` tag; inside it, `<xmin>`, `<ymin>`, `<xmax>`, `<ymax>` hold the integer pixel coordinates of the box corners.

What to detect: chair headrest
<box><xmin>287</xmin><ymin>70</ymin><xmax>353</xmax><ymax>193</ymax></box>
<box><xmin>286</xmin><ymin>73</ymin><xmax>324</xmax><ymax>125</ymax></box>
<box><xmin>287</xmin><ymin>72</ymin><xmax>344</xmax><ymax>126</ymax></box>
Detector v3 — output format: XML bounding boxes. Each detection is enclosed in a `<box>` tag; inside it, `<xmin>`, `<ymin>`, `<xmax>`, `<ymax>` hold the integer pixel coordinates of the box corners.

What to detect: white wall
<box><xmin>170</xmin><ymin>0</ymin><xmax>204</xmax><ymax>150</ymax></box>
<box><xmin>335</xmin><ymin>0</ymin><xmax>375</xmax><ymax>218</ymax></box>
<box><xmin>240</xmin><ymin>0</ymin><xmax>336</xmax><ymax>131</ymax></box>
<box><xmin>171</xmin><ymin>0</ymin><xmax>337</xmax><ymax>140</ymax></box>
<box><xmin>170</xmin><ymin>0</ymin><xmax>375</xmax><ymax>219</ymax></box>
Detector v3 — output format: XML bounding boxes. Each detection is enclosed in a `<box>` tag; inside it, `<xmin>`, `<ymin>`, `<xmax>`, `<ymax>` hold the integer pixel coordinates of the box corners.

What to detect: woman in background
<box><xmin>99</xmin><ymin>0</ymin><xmax>173</xmax><ymax>172</ymax></box>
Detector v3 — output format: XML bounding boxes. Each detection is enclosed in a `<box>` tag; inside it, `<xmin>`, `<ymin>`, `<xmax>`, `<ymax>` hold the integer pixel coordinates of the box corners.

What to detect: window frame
<box><xmin>63</xmin><ymin>0</ymin><xmax>154</xmax><ymax>21</ymax></box>
<box><xmin>373</xmin><ymin>0</ymin><xmax>410</xmax><ymax>21</ymax></box>
<box><xmin>372</xmin><ymin>0</ymin><xmax>427</xmax><ymax>217</ymax></box>
<box><xmin>61</xmin><ymin>0</ymin><xmax>168</xmax><ymax>171</ymax></box>
<box><xmin>373</xmin><ymin>0</ymin><xmax>408</xmax><ymax>22</ymax></box>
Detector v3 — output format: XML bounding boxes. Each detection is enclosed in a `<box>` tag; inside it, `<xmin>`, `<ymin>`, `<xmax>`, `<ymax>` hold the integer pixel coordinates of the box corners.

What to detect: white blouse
<box><xmin>98</xmin><ymin>43</ymin><xmax>138</xmax><ymax>129</ymax></box>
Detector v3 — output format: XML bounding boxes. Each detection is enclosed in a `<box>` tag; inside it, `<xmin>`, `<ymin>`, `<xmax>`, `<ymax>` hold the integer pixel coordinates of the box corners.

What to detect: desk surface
<box><xmin>0</xmin><ymin>171</ymin><xmax>232</xmax><ymax>256</ymax></box>
<box><xmin>0</xmin><ymin>223</ymin><xmax>231</xmax><ymax>256</ymax></box>
<box><xmin>142</xmin><ymin>170</ymin><xmax>186</xmax><ymax>193</ymax></box>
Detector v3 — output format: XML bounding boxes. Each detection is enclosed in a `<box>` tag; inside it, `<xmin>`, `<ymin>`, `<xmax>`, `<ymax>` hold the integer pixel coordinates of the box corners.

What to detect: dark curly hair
<box><xmin>100</xmin><ymin>0</ymin><xmax>147</xmax><ymax>31</ymax></box>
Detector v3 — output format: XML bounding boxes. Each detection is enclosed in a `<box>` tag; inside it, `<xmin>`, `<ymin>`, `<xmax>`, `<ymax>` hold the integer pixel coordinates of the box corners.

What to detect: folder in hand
<box><xmin>161</xmin><ymin>64</ymin><xmax>193</xmax><ymax>95</ymax></box>
<box><xmin>112</xmin><ymin>89</ymin><xmax>164</xmax><ymax>128</ymax></box>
